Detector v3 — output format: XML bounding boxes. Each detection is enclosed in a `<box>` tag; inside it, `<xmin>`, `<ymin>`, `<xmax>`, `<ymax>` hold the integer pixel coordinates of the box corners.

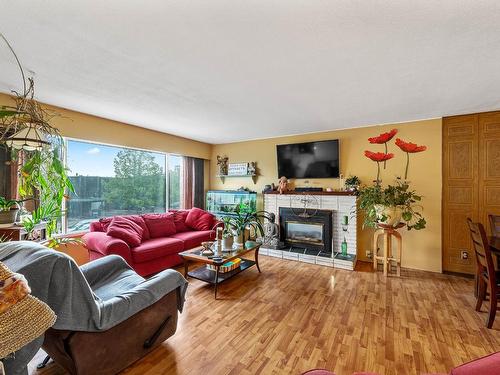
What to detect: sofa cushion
<box><xmin>169</xmin><ymin>209</ymin><xmax>190</xmax><ymax>232</ymax></box>
<box><xmin>99</xmin><ymin>215</ymin><xmax>150</xmax><ymax>240</ymax></box>
<box><xmin>131</xmin><ymin>237</ymin><xmax>184</xmax><ymax>263</ymax></box>
<box><xmin>170</xmin><ymin>230</ymin><xmax>215</xmax><ymax>250</ymax></box>
<box><xmin>106</xmin><ymin>216</ymin><xmax>144</xmax><ymax>247</ymax></box>
<box><xmin>451</xmin><ymin>352</ymin><xmax>500</xmax><ymax>375</ymax></box>
<box><xmin>142</xmin><ymin>213</ymin><xmax>177</xmax><ymax>238</ymax></box>
<box><xmin>185</xmin><ymin>208</ymin><xmax>214</xmax><ymax>231</ymax></box>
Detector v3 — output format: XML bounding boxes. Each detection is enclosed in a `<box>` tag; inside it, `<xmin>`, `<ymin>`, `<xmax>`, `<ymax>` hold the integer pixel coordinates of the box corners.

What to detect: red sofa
<box><xmin>83</xmin><ymin>208</ymin><xmax>220</xmax><ymax>276</ymax></box>
<box><xmin>302</xmin><ymin>351</ymin><xmax>500</xmax><ymax>375</ymax></box>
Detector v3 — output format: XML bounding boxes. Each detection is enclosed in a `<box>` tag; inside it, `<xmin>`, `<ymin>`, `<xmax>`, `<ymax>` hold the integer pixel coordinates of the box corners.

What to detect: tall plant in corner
<box><xmin>0</xmin><ymin>32</ymin><xmax>74</xmax><ymax>237</ymax></box>
<box><xmin>17</xmin><ymin>142</ymin><xmax>74</xmax><ymax>236</ymax></box>
<box><xmin>358</xmin><ymin>129</ymin><xmax>427</xmax><ymax>231</ymax></box>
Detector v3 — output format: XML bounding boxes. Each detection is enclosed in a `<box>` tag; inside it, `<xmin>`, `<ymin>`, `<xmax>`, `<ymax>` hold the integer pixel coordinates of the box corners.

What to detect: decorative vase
<box><xmin>233</xmin><ymin>231</ymin><xmax>244</xmax><ymax>248</ymax></box>
<box><xmin>374</xmin><ymin>204</ymin><xmax>402</xmax><ymax>227</ymax></box>
<box><xmin>341</xmin><ymin>238</ymin><xmax>348</xmax><ymax>256</ymax></box>
<box><xmin>222</xmin><ymin>236</ymin><xmax>234</xmax><ymax>249</ymax></box>
<box><xmin>0</xmin><ymin>208</ymin><xmax>18</xmax><ymax>226</ymax></box>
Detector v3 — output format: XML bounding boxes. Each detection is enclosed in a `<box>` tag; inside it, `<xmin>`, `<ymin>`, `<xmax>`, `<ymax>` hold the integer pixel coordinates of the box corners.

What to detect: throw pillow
<box><xmin>100</xmin><ymin>215</ymin><xmax>150</xmax><ymax>240</ymax></box>
<box><xmin>126</xmin><ymin>215</ymin><xmax>151</xmax><ymax>240</ymax></box>
<box><xmin>106</xmin><ymin>216</ymin><xmax>144</xmax><ymax>247</ymax></box>
<box><xmin>169</xmin><ymin>209</ymin><xmax>190</xmax><ymax>232</ymax></box>
<box><xmin>142</xmin><ymin>213</ymin><xmax>177</xmax><ymax>238</ymax></box>
<box><xmin>185</xmin><ymin>207</ymin><xmax>214</xmax><ymax>231</ymax></box>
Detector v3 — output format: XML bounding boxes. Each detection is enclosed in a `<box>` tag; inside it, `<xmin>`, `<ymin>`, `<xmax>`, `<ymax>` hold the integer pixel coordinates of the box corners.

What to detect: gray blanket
<box><xmin>0</xmin><ymin>241</ymin><xmax>188</xmax><ymax>375</ymax></box>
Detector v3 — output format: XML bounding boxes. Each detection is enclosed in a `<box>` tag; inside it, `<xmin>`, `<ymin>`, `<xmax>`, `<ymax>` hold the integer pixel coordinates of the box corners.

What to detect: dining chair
<box><xmin>467</xmin><ymin>218</ymin><xmax>500</xmax><ymax>328</ymax></box>
<box><xmin>489</xmin><ymin>214</ymin><xmax>500</xmax><ymax>237</ymax></box>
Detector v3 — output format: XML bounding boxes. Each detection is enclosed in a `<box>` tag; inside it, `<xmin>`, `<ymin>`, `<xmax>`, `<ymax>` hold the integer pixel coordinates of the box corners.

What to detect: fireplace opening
<box><xmin>286</xmin><ymin>221</ymin><xmax>324</xmax><ymax>246</ymax></box>
<box><xmin>279</xmin><ymin>207</ymin><xmax>332</xmax><ymax>255</ymax></box>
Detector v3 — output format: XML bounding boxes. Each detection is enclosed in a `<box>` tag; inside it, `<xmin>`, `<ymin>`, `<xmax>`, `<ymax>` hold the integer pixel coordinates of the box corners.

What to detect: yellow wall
<box><xmin>0</xmin><ymin>93</ymin><xmax>211</xmax><ymax>159</ymax></box>
<box><xmin>210</xmin><ymin>119</ymin><xmax>443</xmax><ymax>273</ymax></box>
<box><xmin>1</xmin><ymin>90</ymin><xmax>442</xmax><ymax>272</ymax></box>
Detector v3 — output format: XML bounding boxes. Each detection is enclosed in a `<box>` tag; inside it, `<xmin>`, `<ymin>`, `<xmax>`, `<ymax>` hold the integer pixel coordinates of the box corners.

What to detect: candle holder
<box><xmin>341</xmin><ymin>215</ymin><xmax>349</xmax><ymax>256</ymax></box>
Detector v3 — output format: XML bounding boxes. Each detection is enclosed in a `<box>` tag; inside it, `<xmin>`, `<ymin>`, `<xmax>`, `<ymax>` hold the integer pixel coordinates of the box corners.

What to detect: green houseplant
<box><xmin>17</xmin><ymin>143</ymin><xmax>75</xmax><ymax>237</ymax></box>
<box><xmin>358</xmin><ymin>129</ymin><xmax>427</xmax><ymax>231</ymax></box>
<box><xmin>0</xmin><ymin>197</ymin><xmax>20</xmax><ymax>225</ymax></box>
<box><xmin>221</xmin><ymin>204</ymin><xmax>272</xmax><ymax>248</ymax></box>
<box><xmin>345</xmin><ymin>175</ymin><xmax>361</xmax><ymax>192</ymax></box>
<box><xmin>358</xmin><ymin>179</ymin><xmax>426</xmax><ymax>230</ymax></box>
<box><xmin>221</xmin><ymin>216</ymin><xmax>235</xmax><ymax>248</ymax></box>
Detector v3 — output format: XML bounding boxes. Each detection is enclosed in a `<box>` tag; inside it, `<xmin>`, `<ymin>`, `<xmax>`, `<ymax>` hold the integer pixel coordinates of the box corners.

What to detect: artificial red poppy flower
<box><xmin>364</xmin><ymin>151</ymin><xmax>394</xmax><ymax>184</ymax></box>
<box><xmin>395</xmin><ymin>138</ymin><xmax>427</xmax><ymax>179</ymax></box>
<box><xmin>368</xmin><ymin>129</ymin><xmax>398</xmax><ymax>144</ymax></box>
<box><xmin>395</xmin><ymin>138</ymin><xmax>427</xmax><ymax>153</ymax></box>
<box><xmin>364</xmin><ymin>150</ymin><xmax>394</xmax><ymax>162</ymax></box>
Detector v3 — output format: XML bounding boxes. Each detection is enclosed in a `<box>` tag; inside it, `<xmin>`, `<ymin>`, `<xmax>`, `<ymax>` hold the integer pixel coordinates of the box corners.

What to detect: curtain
<box><xmin>182</xmin><ymin>157</ymin><xmax>194</xmax><ymax>209</ymax></box>
<box><xmin>182</xmin><ymin>156</ymin><xmax>205</xmax><ymax>209</ymax></box>
<box><xmin>193</xmin><ymin>158</ymin><xmax>205</xmax><ymax>209</ymax></box>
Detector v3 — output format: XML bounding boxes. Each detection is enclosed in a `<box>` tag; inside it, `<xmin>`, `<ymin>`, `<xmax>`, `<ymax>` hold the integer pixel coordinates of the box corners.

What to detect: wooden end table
<box><xmin>373</xmin><ymin>223</ymin><xmax>404</xmax><ymax>276</ymax></box>
<box><xmin>179</xmin><ymin>241</ymin><xmax>261</xmax><ymax>299</ymax></box>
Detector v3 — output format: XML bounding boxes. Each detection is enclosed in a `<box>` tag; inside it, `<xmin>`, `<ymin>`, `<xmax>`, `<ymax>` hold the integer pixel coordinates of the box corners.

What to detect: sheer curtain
<box><xmin>182</xmin><ymin>157</ymin><xmax>205</xmax><ymax>209</ymax></box>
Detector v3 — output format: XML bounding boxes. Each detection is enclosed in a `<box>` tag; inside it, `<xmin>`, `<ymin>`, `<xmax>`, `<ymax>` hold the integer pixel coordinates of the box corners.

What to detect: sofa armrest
<box><xmin>82</xmin><ymin>232</ymin><xmax>132</xmax><ymax>264</ymax></box>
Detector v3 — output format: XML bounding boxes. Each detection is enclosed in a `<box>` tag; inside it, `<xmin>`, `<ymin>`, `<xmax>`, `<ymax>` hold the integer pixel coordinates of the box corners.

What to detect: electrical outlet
<box><xmin>366</xmin><ymin>250</ymin><xmax>372</xmax><ymax>259</ymax></box>
<box><xmin>461</xmin><ymin>250</ymin><xmax>469</xmax><ymax>260</ymax></box>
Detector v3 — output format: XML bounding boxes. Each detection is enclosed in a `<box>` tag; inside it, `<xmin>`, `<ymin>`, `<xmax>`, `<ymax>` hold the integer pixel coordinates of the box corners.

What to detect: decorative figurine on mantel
<box><xmin>278</xmin><ymin>176</ymin><xmax>289</xmax><ymax>194</ymax></box>
<box><xmin>217</xmin><ymin>155</ymin><xmax>228</xmax><ymax>175</ymax></box>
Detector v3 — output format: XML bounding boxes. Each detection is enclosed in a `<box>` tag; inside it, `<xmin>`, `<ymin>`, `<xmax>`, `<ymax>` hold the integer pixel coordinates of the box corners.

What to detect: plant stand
<box><xmin>372</xmin><ymin>223</ymin><xmax>404</xmax><ymax>276</ymax></box>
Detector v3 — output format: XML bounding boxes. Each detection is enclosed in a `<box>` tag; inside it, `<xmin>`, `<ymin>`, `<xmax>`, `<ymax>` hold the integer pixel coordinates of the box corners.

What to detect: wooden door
<box><xmin>479</xmin><ymin>113</ymin><xmax>500</xmax><ymax>234</ymax></box>
<box><xmin>443</xmin><ymin>111</ymin><xmax>500</xmax><ymax>274</ymax></box>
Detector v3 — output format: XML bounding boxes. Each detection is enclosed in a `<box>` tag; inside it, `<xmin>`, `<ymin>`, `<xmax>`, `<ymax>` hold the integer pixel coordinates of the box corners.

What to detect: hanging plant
<box><xmin>0</xmin><ymin>32</ymin><xmax>74</xmax><ymax>238</ymax></box>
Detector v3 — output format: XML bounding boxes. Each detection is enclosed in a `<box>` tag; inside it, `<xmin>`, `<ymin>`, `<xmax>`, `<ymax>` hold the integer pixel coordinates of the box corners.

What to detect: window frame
<box><xmin>62</xmin><ymin>137</ymin><xmax>183</xmax><ymax>234</ymax></box>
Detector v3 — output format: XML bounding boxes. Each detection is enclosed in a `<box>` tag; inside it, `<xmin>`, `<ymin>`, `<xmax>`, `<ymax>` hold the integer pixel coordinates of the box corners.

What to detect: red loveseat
<box><xmin>83</xmin><ymin>208</ymin><xmax>220</xmax><ymax>276</ymax></box>
<box><xmin>302</xmin><ymin>351</ymin><xmax>500</xmax><ymax>375</ymax></box>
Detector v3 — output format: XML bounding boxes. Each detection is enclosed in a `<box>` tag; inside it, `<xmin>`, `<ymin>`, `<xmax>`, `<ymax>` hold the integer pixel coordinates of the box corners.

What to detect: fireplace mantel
<box><xmin>262</xmin><ymin>192</ymin><xmax>357</xmax><ymax>270</ymax></box>
<box><xmin>263</xmin><ymin>190</ymin><xmax>356</xmax><ymax>196</ymax></box>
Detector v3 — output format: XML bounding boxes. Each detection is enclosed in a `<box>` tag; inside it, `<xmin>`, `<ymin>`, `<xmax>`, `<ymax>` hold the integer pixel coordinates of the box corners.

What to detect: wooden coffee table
<box><xmin>179</xmin><ymin>241</ymin><xmax>261</xmax><ymax>299</ymax></box>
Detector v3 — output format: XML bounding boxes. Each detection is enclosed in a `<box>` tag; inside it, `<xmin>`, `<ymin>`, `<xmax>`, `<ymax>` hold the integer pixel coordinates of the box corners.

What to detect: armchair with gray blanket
<box><xmin>0</xmin><ymin>241</ymin><xmax>188</xmax><ymax>375</ymax></box>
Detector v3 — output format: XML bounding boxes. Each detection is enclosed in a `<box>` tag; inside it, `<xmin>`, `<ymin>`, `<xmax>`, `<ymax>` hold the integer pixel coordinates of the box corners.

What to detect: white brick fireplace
<box><xmin>261</xmin><ymin>192</ymin><xmax>357</xmax><ymax>270</ymax></box>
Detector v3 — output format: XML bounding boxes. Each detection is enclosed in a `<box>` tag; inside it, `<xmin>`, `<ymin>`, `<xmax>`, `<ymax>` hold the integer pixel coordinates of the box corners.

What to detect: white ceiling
<box><xmin>1</xmin><ymin>1</ymin><xmax>500</xmax><ymax>144</ymax></box>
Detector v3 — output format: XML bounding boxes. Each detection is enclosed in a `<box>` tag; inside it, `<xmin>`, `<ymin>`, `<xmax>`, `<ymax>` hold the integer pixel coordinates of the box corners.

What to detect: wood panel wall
<box><xmin>443</xmin><ymin>111</ymin><xmax>500</xmax><ymax>274</ymax></box>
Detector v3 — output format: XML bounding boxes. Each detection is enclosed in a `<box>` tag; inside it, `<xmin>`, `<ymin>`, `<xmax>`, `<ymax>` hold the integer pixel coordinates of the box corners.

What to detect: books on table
<box><xmin>207</xmin><ymin>258</ymin><xmax>242</xmax><ymax>273</ymax></box>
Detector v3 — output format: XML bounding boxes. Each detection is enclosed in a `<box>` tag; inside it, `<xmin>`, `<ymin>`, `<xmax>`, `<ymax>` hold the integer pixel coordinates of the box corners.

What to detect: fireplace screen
<box><xmin>286</xmin><ymin>221</ymin><xmax>324</xmax><ymax>245</ymax></box>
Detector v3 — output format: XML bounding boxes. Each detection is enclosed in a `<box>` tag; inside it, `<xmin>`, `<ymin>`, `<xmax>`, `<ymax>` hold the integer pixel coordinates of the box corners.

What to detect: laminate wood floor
<box><xmin>30</xmin><ymin>257</ymin><xmax>500</xmax><ymax>375</ymax></box>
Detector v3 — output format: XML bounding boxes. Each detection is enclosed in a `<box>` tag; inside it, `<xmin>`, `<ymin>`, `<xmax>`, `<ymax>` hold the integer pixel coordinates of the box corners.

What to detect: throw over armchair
<box><xmin>0</xmin><ymin>241</ymin><xmax>188</xmax><ymax>375</ymax></box>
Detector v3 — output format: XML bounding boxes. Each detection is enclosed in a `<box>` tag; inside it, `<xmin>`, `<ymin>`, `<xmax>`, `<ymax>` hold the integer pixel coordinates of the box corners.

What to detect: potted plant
<box><xmin>358</xmin><ymin>179</ymin><xmax>426</xmax><ymax>229</ymax></box>
<box><xmin>221</xmin><ymin>216</ymin><xmax>235</xmax><ymax>249</ymax></box>
<box><xmin>345</xmin><ymin>175</ymin><xmax>361</xmax><ymax>192</ymax></box>
<box><xmin>358</xmin><ymin>129</ymin><xmax>427</xmax><ymax>230</ymax></box>
<box><xmin>0</xmin><ymin>197</ymin><xmax>20</xmax><ymax>226</ymax></box>
<box><xmin>222</xmin><ymin>204</ymin><xmax>272</xmax><ymax>248</ymax></box>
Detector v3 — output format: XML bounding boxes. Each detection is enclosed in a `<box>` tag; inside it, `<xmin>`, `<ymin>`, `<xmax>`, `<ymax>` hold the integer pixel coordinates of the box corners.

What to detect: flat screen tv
<box><xmin>276</xmin><ymin>140</ymin><xmax>339</xmax><ymax>179</ymax></box>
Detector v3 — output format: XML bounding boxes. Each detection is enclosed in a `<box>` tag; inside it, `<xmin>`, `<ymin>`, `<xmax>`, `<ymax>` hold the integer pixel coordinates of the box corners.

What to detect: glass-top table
<box><xmin>179</xmin><ymin>241</ymin><xmax>261</xmax><ymax>299</ymax></box>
